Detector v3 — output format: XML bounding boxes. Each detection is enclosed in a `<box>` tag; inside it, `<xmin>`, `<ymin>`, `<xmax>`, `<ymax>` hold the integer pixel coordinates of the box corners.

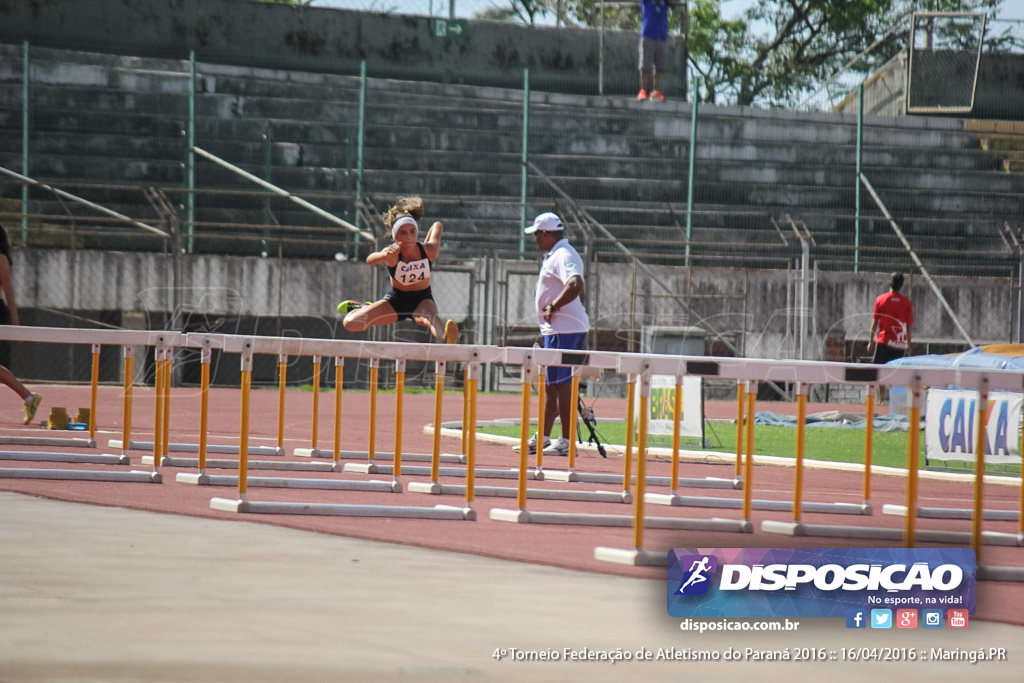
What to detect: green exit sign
<box><xmin>433</xmin><ymin>18</ymin><xmax>467</xmax><ymax>38</ymax></box>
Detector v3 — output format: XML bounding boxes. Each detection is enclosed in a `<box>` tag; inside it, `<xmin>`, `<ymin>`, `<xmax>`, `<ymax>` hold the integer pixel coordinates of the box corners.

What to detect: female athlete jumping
<box><xmin>338</xmin><ymin>196</ymin><xmax>458</xmax><ymax>343</ymax></box>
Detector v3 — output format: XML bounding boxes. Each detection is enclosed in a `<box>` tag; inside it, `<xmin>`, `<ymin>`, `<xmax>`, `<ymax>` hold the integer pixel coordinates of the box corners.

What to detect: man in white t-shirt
<box><xmin>520</xmin><ymin>212</ymin><xmax>590</xmax><ymax>456</ymax></box>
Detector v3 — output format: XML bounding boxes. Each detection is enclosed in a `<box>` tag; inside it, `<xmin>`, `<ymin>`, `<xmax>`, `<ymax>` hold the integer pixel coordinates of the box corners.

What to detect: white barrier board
<box><xmin>925</xmin><ymin>389</ymin><xmax>1022</xmax><ymax>464</ymax></box>
<box><xmin>634</xmin><ymin>375</ymin><xmax>703</xmax><ymax>440</ymax></box>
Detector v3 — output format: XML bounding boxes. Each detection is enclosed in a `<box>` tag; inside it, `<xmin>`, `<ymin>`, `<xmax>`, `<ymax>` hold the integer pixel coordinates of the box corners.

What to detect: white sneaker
<box><xmin>544</xmin><ymin>437</ymin><xmax>570</xmax><ymax>456</ymax></box>
<box><xmin>512</xmin><ymin>432</ymin><xmax>549</xmax><ymax>455</ymax></box>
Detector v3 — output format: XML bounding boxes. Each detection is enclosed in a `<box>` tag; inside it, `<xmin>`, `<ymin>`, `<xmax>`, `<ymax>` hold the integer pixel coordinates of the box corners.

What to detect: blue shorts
<box><xmin>542</xmin><ymin>332</ymin><xmax>587</xmax><ymax>385</ymax></box>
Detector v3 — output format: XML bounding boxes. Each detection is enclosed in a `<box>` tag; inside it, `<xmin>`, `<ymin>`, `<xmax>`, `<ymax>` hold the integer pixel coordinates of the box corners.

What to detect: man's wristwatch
<box><xmin>546</xmin><ymin>304</ymin><xmax>558</xmax><ymax>313</ymax></box>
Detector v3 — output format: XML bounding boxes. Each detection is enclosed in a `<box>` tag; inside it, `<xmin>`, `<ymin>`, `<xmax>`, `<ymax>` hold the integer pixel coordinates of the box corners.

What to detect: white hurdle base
<box><xmin>0</xmin><ymin>450</ymin><xmax>130</xmax><ymax>465</ymax></box>
<box><xmin>979</xmin><ymin>564</ymin><xmax>1024</xmax><ymax>583</ymax></box>
<box><xmin>0</xmin><ymin>435</ymin><xmax>96</xmax><ymax>448</ymax></box>
<box><xmin>407</xmin><ymin>481</ymin><xmax>631</xmax><ymax>503</ymax></box>
<box><xmin>344</xmin><ymin>463</ymin><xmax>542</xmax><ymax>480</ymax></box>
<box><xmin>645</xmin><ymin>493</ymin><xmax>870</xmax><ymax>516</ymax></box>
<box><xmin>177</xmin><ymin>472</ymin><xmax>400</xmax><ymax>492</ymax></box>
<box><xmin>593</xmin><ymin>547</ymin><xmax>668</xmax><ymax>567</ymax></box>
<box><xmin>110</xmin><ymin>439</ymin><xmax>283</xmax><ymax>456</ymax></box>
<box><xmin>294</xmin><ymin>448</ymin><xmax>465</xmax><ymax>464</ymax></box>
<box><xmin>543</xmin><ymin>470</ymin><xmax>739</xmax><ymax>490</ymax></box>
<box><xmin>0</xmin><ymin>468</ymin><xmax>161</xmax><ymax>483</ymax></box>
<box><xmin>883</xmin><ymin>504</ymin><xmax>1019</xmax><ymax>522</ymax></box>
<box><xmin>142</xmin><ymin>455</ymin><xmax>336</xmax><ymax>472</ymax></box>
<box><xmin>761</xmin><ymin>520</ymin><xmax>1024</xmax><ymax>547</ymax></box>
<box><xmin>210</xmin><ymin>498</ymin><xmax>476</xmax><ymax>520</ymax></box>
<box><xmin>490</xmin><ymin>507</ymin><xmax>754</xmax><ymax>532</ymax></box>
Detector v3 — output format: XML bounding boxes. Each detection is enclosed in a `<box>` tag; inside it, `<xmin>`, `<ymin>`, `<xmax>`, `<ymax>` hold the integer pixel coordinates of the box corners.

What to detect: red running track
<box><xmin>1</xmin><ymin>383</ymin><xmax>1021</xmax><ymax>625</ymax></box>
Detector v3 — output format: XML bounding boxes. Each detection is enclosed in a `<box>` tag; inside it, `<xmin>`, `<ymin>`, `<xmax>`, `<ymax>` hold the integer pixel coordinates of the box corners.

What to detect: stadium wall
<box><xmin>0</xmin><ymin>0</ymin><xmax>675</xmax><ymax>97</ymax></box>
<box><xmin>8</xmin><ymin>248</ymin><xmax>1015</xmax><ymax>387</ymax></box>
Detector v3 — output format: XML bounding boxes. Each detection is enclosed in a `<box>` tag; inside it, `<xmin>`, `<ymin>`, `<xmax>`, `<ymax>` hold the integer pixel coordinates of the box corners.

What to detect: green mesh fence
<box><xmin>1</xmin><ymin>36</ymin><xmax>1022</xmax><ymax>390</ymax></box>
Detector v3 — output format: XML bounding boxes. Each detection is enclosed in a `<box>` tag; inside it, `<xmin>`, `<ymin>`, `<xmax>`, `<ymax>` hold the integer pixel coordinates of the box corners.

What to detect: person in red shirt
<box><xmin>866</xmin><ymin>272</ymin><xmax>913</xmax><ymax>364</ymax></box>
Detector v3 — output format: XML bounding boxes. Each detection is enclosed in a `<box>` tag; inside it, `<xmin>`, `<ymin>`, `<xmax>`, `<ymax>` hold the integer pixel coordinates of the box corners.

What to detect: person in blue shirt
<box><xmin>638</xmin><ymin>0</ymin><xmax>672</xmax><ymax>101</ymax></box>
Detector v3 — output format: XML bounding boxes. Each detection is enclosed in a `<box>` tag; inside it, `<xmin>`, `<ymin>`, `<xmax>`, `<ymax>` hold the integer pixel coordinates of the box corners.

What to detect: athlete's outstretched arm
<box><xmin>423</xmin><ymin>221</ymin><xmax>443</xmax><ymax>260</ymax></box>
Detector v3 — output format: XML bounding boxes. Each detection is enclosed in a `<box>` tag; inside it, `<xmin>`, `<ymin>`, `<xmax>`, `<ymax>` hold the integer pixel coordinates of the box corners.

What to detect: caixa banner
<box><xmin>667</xmin><ymin>548</ymin><xmax>975</xmax><ymax>618</ymax></box>
<box><xmin>925</xmin><ymin>389</ymin><xmax>1022</xmax><ymax>464</ymax></box>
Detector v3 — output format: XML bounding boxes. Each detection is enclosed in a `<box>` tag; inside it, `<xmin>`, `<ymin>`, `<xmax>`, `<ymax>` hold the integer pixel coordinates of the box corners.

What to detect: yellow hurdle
<box><xmin>622</xmin><ymin>375</ymin><xmax>636</xmax><ymax>494</ymax></box>
<box><xmin>465</xmin><ymin>363</ymin><xmax>479</xmax><ymax>507</ymax></box>
<box><xmin>430</xmin><ymin>361</ymin><xmax>445</xmax><ymax>482</ymax></box>
<box><xmin>972</xmin><ymin>378</ymin><xmax>990</xmax><ymax>563</ymax></box>
<box><xmin>198</xmin><ymin>344</ymin><xmax>211</xmax><ymax>474</ymax></box>
<box><xmin>903</xmin><ymin>376</ymin><xmax>922</xmax><ymax>547</ymax></box>
<box><xmin>89</xmin><ymin>344</ymin><xmax>100</xmax><ymax>439</ymax></box>
<box><xmin>535</xmin><ymin>367</ymin><xmax>545</xmax><ymax>470</ymax></box>
<box><xmin>670</xmin><ymin>375</ymin><xmax>682</xmax><ymax>495</ymax></box>
<box><xmin>863</xmin><ymin>385</ymin><xmax>875</xmax><ymax>505</ymax></box>
<box><xmin>793</xmin><ymin>382</ymin><xmax>808</xmax><ymax>523</ymax></box>
<box><xmin>734</xmin><ymin>380</ymin><xmax>745</xmax><ymax>479</ymax></box>
<box><xmin>161</xmin><ymin>354</ymin><xmax>171</xmax><ymax>458</ymax></box>
<box><xmin>152</xmin><ymin>348</ymin><xmax>165</xmax><ymax>469</ymax></box>
<box><xmin>237</xmin><ymin>341</ymin><xmax>254</xmax><ymax>500</ymax></box>
<box><xmin>310</xmin><ymin>355</ymin><xmax>321</xmax><ymax>451</ymax></box>
<box><xmin>515</xmin><ymin>360</ymin><xmax>533</xmax><ymax>509</ymax></box>
<box><xmin>565</xmin><ymin>374</ymin><xmax>581</xmax><ymax>471</ymax></box>
<box><xmin>393</xmin><ymin>359</ymin><xmax>405</xmax><ymax>482</ymax></box>
<box><xmin>277</xmin><ymin>354</ymin><xmax>287</xmax><ymax>452</ymax></box>
<box><xmin>332</xmin><ymin>357</ymin><xmax>343</xmax><ymax>464</ymax></box>
<box><xmin>368</xmin><ymin>359</ymin><xmax>378</xmax><ymax>461</ymax></box>
<box><xmin>742</xmin><ymin>380</ymin><xmax>758</xmax><ymax>522</ymax></box>
<box><xmin>631</xmin><ymin>370</ymin><xmax>651</xmax><ymax>551</ymax></box>
<box><xmin>121</xmin><ymin>347</ymin><xmax>134</xmax><ymax>457</ymax></box>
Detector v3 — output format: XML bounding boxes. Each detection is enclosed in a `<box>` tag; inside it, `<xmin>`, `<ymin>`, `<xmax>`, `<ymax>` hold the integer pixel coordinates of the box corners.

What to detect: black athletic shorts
<box><xmin>383</xmin><ymin>287</ymin><xmax>434</xmax><ymax>321</ymax></box>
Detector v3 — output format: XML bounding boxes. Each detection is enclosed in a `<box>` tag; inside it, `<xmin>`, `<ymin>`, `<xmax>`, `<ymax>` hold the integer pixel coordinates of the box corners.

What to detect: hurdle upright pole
<box><xmin>971</xmin><ymin>376</ymin><xmax>990</xmax><ymax>563</ymax></box>
<box><xmin>198</xmin><ymin>342</ymin><xmax>211</xmax><ymax>474</ymax></box>
<box><xmin>237</xmin><ymin>341</ymin><xmax>253</xmax><ymax>502</ymax></box>
<box><xmin>515</xmin><ymin>359</ymin><xmax>534</xmax><ymax>509</ymax></box>
<box><xmin>735</xmin><ymin>379</ymin><xmax>745</xmax><ymax>479</ymax></box>
<box><xmin>430</xmin><ymin>361</ymin><xmax>445</xmax><ymax>482</ymax></box>
<box><xmin>670</xmin><ymin>375</ymin><xmax>682</xmax><ymax>495</ymax></box>
<box><xmin>161</xmin><ymin>351</ymin><xmax>172</xmax><ymax>458</ymax></box>
<box><xmin>461</xmin><ymin>366</ymin><xmax>470</xmax><ymax>455</ymax></box>
<box><xmin>393</xmin><ymin>359</ymin><xmax>405</xmax><ymax>482</ymax></box>
<box><xmin>152</xmin><ymin>346</ymin><xmax>165</xmax><ymax>470</ymax></box>
<box><xmin>622</xmin><ymin>374</ymin><xmax>637</xmax><ymax>495</ymax></box>
<box><xmin>864</xmin><ymin>384</ymin><xmax>875</xmax><ymax>505</ymax></box>
<box><xmin>535</xmin><ymin>367</ymin><xmax>546</xmax><ymax>470</ymax></box>
<box><xmin>310</xmin><ymin>355</ymin><xmax>321</xmax><ymax>451</ymax></box>
<box><xmin>277</xmin><ymin>353</ymin><xmax>287</xmax><ymax>452</ymax></box>
<box><xmin>631</xmin><ymin>368</ymin><xmax>651</xmax><ymax>551</ymax></box>
<box><xmin>89</xmin><ymin>344</ymin><xmax>100</xmax><ymax>439</ymax></box>
<box><xmin>368</xmin><ymin>358</ymin><xmax>379</xmax><ymax>461</ymax></box>
<box><xmin>567</xmin><ymin>373</ymin><xmax>580</xmax><ymax>471</ymax></box>
<box><xmin>465</xmin><ymin>362</ymin><xmax>479</xmax><ymax>508</ymax></box>
<box><xmin>792</xmin><ymin>382</ymin><xmax>808</xmax><ymax>523</ymax></box>
<box><xmin>332</xmin><ymin>357</ymin><xmax>343</xmax><ymax>465</ymax></box>
<box><xmin>121</xmin><ymin>346</ymin><xmax>134</xmax><ymax>457</ymax></box>
<box><xmin>903</xmin><ymin>374</ymin><xmax>922</xmax><ymax>548</ymax></box>
<box><xmin>742</xmin><ymin>380</ymin><xmax>758</xmax><ymax>523</ymax></box>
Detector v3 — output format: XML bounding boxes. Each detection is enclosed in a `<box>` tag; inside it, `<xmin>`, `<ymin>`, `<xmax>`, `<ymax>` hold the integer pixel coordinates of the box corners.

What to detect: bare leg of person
<box><xmin>343</xmin><ymin>300</ymin><xmax>398</xmax><ymax>332</ymax></box>
<box><xmin>0</xmin><ymin>365</ymin><xmax>31</xmax><ymax>401</ymax></box>
<box><xmin>411</xmin><ymin>299</ymin><xmax>443</xmax><ymax>340</ymax></box>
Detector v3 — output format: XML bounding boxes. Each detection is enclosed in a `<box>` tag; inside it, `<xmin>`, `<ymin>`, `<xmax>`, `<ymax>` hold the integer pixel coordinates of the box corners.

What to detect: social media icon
<box><xmin>870</xmin><ymin>609</ymin><xmax>892</xmax><ymax>629</ymax></box>
<box><xmin>845</xmin><ymin>609</ymin><xmax>867</xmax><ymax>629</ymax></box>
<box><xmin>896</xmin><ymin>609</ymin><xmax>918</xmax><ymax>628</ymax></box>
<box><xmin>922</xmin><ymin>609</ymin><xmax>943</xmax><ymax>629</ymax></box>
<box><xmin>948</xmin><ymin>609</ymin><xmax>969</xmax><ymax>629</ymax></box>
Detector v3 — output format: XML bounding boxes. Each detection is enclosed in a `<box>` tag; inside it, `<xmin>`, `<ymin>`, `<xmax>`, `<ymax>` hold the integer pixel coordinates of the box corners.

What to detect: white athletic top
<box><xmin>535</xmin><ymin>238</ymin><xmax>589</xmax><ymax>335</ymax></box>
